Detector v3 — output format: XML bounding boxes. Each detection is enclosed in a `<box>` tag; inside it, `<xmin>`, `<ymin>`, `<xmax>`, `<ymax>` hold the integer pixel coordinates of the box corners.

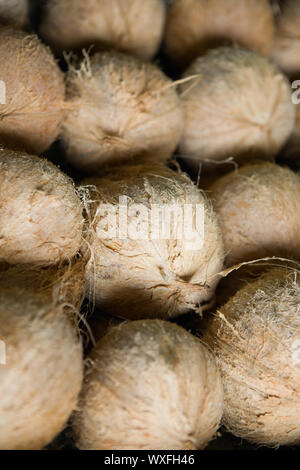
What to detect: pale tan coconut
<box><xmin>0</xmin><ymin>260</ymin><xmax>85</xmax><ymax>450</ymax></box>
<box><xmin>165</xmin><ymin>0</ymin><xmax>275</xmax><ymax>68</ymax></box>
<box><xmin>0</xmin><ymin>150</ymin><xmax>84</xmax><ymax>265</ymax></box>
<box><xmin>0</xmin><ymin>0</ymin><xmax>28</xmax><ymax>28</ymax></box>
<box><xmin>81</xmin><ymin>162</ymin><xmax>224</xmax><ymax>319</ymax></box>
<box><xmin>271</xmin><ymin>0</ymin><xmax>300</xmax><ymax>78</ymax></box>
<box><xmin>204</xmin><ymin>267</ymin><xmax>300</xmax><ymax>447</ymax></box>
<box><xmin>179</xmin><ymin>47</ymin><xmax>295</xmax><ymax>172</ymax></box>
<box><xmin>74</xmin><ymin>319</ymin><xmax>223</xmax><ymax>450</ymax></box>
<box><xmin>209</xmin><ymin>162</ymin><xmax>300</xmax><ymax>267</ymax></box>
<box><xmin>0</xmin><ymin>27</ymin><xmax>65</xmax><ymax>155</ymax></box>
<box><xmin>40</xmin><ymin>0</ymin><xmax>166</xmax><ymax>60</ymax></box>
<box><xmin>62</xmin><ymin>52</ymin><xmax>183</xmax><ymax>173</ymax></box>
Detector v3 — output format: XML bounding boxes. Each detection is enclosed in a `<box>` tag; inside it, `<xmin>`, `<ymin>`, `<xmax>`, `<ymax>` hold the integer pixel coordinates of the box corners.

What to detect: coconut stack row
<box><xmin>0</xmin><ymin>0</ymin><xmax>299</xmax><ymax>451</ymax></box>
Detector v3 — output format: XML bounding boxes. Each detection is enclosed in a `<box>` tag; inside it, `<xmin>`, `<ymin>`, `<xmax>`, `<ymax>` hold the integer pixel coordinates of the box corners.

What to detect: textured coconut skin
<box><xmin>179</xmin><ymin>47</ymin><xmax>295</xmax><ymax>172</ymax></box>
<box><xmin>165</xmin><ymin>0</ymin><xmax>274</xmax><ymax>68</ymax></box>
<box><xmin>271</xmin><ymin>36</ymin><xmax>300</xmax><ymax>79</ymax></box>
<box><xmin>0</xmin><ymin>0</ymin><xmax>28</xmax><ymax>28</ymax></box>
<box><xmin>89</xmin><ymin>312</ymin><xmax>123</xmax><ymax>344</ymax></box>
<box><xmin>0</xmin><ymin>27</ymin><xmax>65</xmax><ymax>155</ymax></box>
<box><xmin>74</xmin><ymin>319</ymin><xmax>223</xmax><ymax>450</ymax></box>
<box><xmin>271</xmin><ymin>0</ymin><xmax>300</xmax><ymax>78</ymax></box>
<box><xmin>204</xmin><ymin>267</ymin><xmax>300</xmax><ymax>447</ymax></box>
<box><xmin>40</xmin><ymin>0</ymin><xmax>166</xmax><ymax>60</ymax></box>
<box><xmin>209</xmin><ymin>162</ymin><xmax>300</xmax><ymax>267</ymax></box>
<box><xmin>0</xmin><ymin>261</ymin><xmax>85</xmax><ymax>450</ymax></box>
<box><xmin>62</xmin><ymin>52</ymin><xmax>183</xmax><ymax>173</ymax></box>
<box><xmin>0</xmin><ymin>150</ymin><xmax>84</xmax><ymax>265</ymax></box>
<box><xmin>215</xmin><ymin>262</ymin><xmax>283</xmax><ymax>309</ymax></box>
<box><xmin>82</xmin><ymin>163</ymin><xmax>224</xmax><ymax>319</ymax></box>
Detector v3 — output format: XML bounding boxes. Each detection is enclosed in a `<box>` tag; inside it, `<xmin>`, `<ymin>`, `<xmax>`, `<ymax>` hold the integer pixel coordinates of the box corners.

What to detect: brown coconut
<box><xmin>0</xmin><ymin>260</ymin><xmax>85</xmax><ymax>450</ymax></box>
<box><xmin>215</xmin><ymin>260</ymin><xmax>298</xmax><ymax>309</ymax></box>
<box><xmin>0</xmin><ymin>0</ymin><xmax>28</xmax><ymax>28</ymax></box>
<box><xmin>271</xmin><ymin>0</ymin><xmax>300</xmax><ymax>79</ymax></box>
<box><xmin>204</xmin><ymin>267</ymin><xmax>300</xmax><ymax>447</ymax></box>
<box><xmin>81</xmin><ymin>162</ymin><xmax>224</xmax><ymax>319</ymax></box>
<box><xmin>179</xmin><ymin>47</ymin><xmax>295</xmax><ymax>173</ymax></box>
<box><xmin>88</xmin><ymin>312</ymin><xmax>124</xmax><ymax>344</ymax></box>
<box><xmin>0</xmin><ymin>27</ymin><xmax>65</xmax><ymax>155</ymax></box>
<box><xmin>0</xmin><ymin>150</ymin><xmax>84</xmax><ymax>265</ymax></box>
<box><xmin>164</xmin><ymin>0</ymin><xmax>275</xmax><ymax>68</ymax></box>
<box><xmin>209</xmin><ymin>162</ymin><xmax>300</xmax><ymax>267</ymax></box>
<box><xmin>62</xmin><ymin>51</ymin><xmax>183</xmax><ymax>173</ymax></box>
<box><xmin>40</xmin><ymin>0</ymin><xmax>166</xmax><ymax>60</ymax></box>
<box><xmin>73</xmin><ymin>319</ymin><xmax>223</xmax><ymax>450</ymax></box>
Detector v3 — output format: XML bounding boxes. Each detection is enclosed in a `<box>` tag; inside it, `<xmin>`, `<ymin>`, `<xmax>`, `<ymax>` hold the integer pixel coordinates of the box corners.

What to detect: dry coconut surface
<box><xmin>204</xmin><ymin>267</ymin><xmax>300</xmax><ymax>447</ymax></box>
<box><xmin>209</xmin><ymin>162</ymin><xmax>300</xmax><ymax>266</ymax></box>
<box><xmin>73</xmin><ymin>319</ymin><xmax>223</xmax><ymax>450</ymax></box>
<box><xmin>214</xmin><ymin>260</ymin><xmax>295</xmax><ymax>309</ymax></box>
<box><xmin>0</xmin><ymin>260</ymin><xmax>85</xmax><ymax>450</ymax></box>
<box><xmin>179</xmin><ymin>47</ymin><xmax>295</xmax><ymax>172</ymax></box>
<box><xmin>0</xmin><ymin>0</ymin><xmax>28</xmax><ymax>28</ymax></box>
<box><xmin>271</xmin><ymin>0</ymin><xmax>300</xmax><ymax>78</ymax></box>
<box><xmin>0</xmin><ymin>150</ymin><xmax>84</xmax><ymax>265</ymax></box>
<box><xmin>81</xmin><ymin>162</ymin><xmax>224</xmax><ymax>319</ymax></box>
<box><xmin>164</xmin><ymin>0</ymin><xmax>275</xmax><ymax>68</ymax></box>
<box><xmin>0</xmin><ymin>27</ymin><xmax>65</xmax><ymax>155</ymax></box>
<box><xmin>62</xmin><ymin>51</ymin><xmax>183</xmax><ymax>173</ymax></box>
<box><xmin>40</xmin><ymin>0</ymin><xmax>166</xmax><ymax>60</ymax></box>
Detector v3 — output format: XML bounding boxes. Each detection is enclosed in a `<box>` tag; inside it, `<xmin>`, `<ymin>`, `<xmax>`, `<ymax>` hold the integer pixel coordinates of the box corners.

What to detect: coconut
<box><xmin>164</xmin><ymin>0</ymin><xmax>275</xmax><ymax>68</ymax></box>
<box><xmin>290</xmin><ymin>103</ymin><xmax>300</xmax><ymax>148</ymax></box>
<box><xmin>40</xmin><ymin>0</ymin><xmax>166</xmax><ymax>60</ymax></box>
<box><xmin>179</xmin><ymin>47</ymin><xmax>295</xmax><ymax>173</ymax></box>
<box><xmin>271</xmin><ymin>0</ymin><xmax>300</xmax><ymax>78</ymax></box>
<box><xmin>0</xmin><ymin>260</ymin><xmax>85</xmax><ymax>450</ymax></box>
<box><xmin>203</xmin><ymin>267</ymin><xmax>300</xmax><ymax>447</ymax></box>
<box><xmin>89</xmin><ymin>312</ymin><xmax>123</xmax><ymax>344</ymax></box>
<box><xmin>282</xmin><ymin>104</ymin><xmax>300</xmax><ymax>165</ymax></box>
<box><xmin>81</xmin><ymin>162</ymin><xmax>224</xmax><ymax>319</ymax></box>
<box><xmin>0</xmin><ymin>27</ymin><xmax>65</xmax><ymax>155</ymax></box>
<box><xmin>209</xmin><ymin>162</ymin><xmax>300</xmax><ymax>267</ymax></box>
<box><xmin>271</xmin><ymin>0</ymin><xmax>280</xmax><ymax>17</ymax></box>
<box><xmin>0</xmin><ymin>0</ymin><xmax>28</xmax><ymax>28</ymax></box>
<box><xmin>62</xmin><ymin>51</ymin><xmax>183</xmax><ymax>173</ymax></box>
<box><xmin>0</xmin><ymin>150</ymin><xmax>84</xmax><ymax>265</ymax></box>
<box><xmin>73</xmin><ymin>319</ymin><xmax>223</xmax><ymax>450</ymax></box>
